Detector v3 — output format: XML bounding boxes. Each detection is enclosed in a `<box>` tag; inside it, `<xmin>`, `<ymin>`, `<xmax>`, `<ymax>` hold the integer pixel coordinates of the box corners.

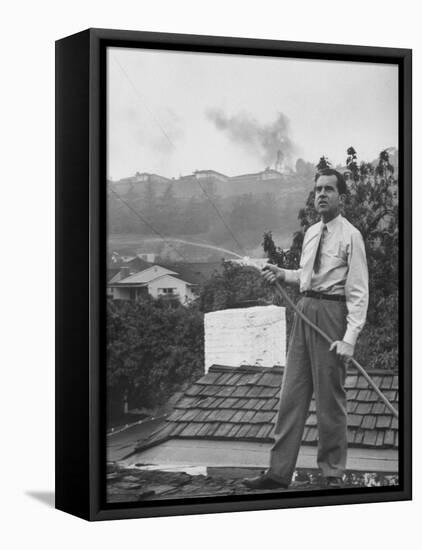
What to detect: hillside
<box><xmin>107</xmin><ymin>149</ymin><xmax>398</xmax><ymax>262</ymax></box>
<box><xmin>108</xmin><ymin>164</ymin><xmax>315</xmax><ymax>260</ymax></box>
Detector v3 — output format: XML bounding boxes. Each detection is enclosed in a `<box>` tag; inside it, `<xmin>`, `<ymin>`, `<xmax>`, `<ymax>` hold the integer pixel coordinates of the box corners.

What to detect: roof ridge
<box><xmin>208</xmin><ymin>364</ymin><xmax>398</xmax><ymax>376</ymax></box>
<box><xmin>208</xmin><ymin>364</ymin><xmax>284</xmax><ymax>374</ymax></box>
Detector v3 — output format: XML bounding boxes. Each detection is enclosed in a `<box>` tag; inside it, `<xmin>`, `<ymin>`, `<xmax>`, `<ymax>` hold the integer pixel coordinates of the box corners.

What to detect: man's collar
<box><xmin>323</xmin><ymin>213</ymin><xmax>342</xmax><ymax>233</ymax></box>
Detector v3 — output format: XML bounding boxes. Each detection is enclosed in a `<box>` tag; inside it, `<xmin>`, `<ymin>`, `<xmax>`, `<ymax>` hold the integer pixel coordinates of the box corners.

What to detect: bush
<box><xmin>107</xmin><ymin>296</ymin><xmax>204</xmax><ymax>420</ymax></box>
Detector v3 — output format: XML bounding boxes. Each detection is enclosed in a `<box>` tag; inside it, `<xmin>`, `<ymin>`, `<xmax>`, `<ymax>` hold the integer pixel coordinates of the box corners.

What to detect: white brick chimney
<box><xmin>204</xmin><ymin>305</ymin><xmax>286</xmax><ymax>372</ymax></box>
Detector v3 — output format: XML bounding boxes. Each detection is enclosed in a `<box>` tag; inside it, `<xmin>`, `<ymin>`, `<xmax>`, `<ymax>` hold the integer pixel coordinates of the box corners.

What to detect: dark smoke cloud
<box><xmin>206</xmin><ymin>109</ymin><xmax>296</xmax><ymax>167</ymax></box>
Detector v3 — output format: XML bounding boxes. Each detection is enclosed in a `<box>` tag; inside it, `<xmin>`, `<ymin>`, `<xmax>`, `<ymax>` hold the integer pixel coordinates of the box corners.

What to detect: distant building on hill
<box><xmin>193</xmin><ymin>170</ymin><xmax>229</xmax><ymax>182</ymax></box>
<box><xmin>135</xmin><ymin>252</ymin><xmax>156</xmax><ymax>263</ymax></box>
<box><xmin>230</xmin><ymin>167</ymin><xmax>284</xmax><ymax>183</ymax></box>
<box><xmin>128</xmin><ymin>172</ymin><xmax>171</xmax><ymax>185</ymax></box>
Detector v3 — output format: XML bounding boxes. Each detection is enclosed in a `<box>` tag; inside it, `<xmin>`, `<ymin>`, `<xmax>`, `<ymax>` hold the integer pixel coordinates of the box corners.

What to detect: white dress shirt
<box><xmin>284</xmin><ymin>214</ymin><xmax>369</xmax><ymax>347</ymax></box>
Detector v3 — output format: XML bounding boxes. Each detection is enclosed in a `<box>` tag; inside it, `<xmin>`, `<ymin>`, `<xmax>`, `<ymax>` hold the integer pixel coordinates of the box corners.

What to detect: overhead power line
<box><xmin>194</xmin><ymin>179</ymin><xmax>247</xmax><ymax>256</ymax></box>
<box><xmin>110</xmin><ymin>188</ymin><xmax>191</xmax><ymax>263</ymax></box>
<box><xmin>112</xmin><ymin>56</ymin><xmax>174</xmax><ymax>149</ymax></box>
<box><xmin>111</xmin><ymin>55</ymin><xmax>248</xmax><ymax>257</ymax></box>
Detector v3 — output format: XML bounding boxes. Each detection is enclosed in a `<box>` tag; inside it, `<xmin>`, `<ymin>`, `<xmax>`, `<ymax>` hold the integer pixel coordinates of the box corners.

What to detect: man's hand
<box><xmin>329</xmin><ymin>340</ymin><xmax>354</xmax><ymax>365</ymax></box>
<box><xmin>261</xmin><ymin>264</ymin><xmax>285</xmax><ymax>285</ymax></box>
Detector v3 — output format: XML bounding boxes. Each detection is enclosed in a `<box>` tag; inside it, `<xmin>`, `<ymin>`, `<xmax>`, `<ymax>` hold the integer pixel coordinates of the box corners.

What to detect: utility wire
<box><xmin>111</xmin><ymin>55</ymin><xmax>248</xmax><ymax>257</ymax></box>
<box><xmin>110</xmin><ymin>189</ymin><xmax>191</xmax><ymax>263</ymax></box>
<box><xmin>112</xmin><ymin>57</ymin><xmax>174</xmax><ymax>149</ymax></box>
<box><xmin>194</xmin><ymin>179</ymin><xmax>247</xmax><ymax>256</ymax></box>
<box><xmin>111</xmin><ymin>58</ymin><xmax>395</xmax><ymax>418</ymax></box>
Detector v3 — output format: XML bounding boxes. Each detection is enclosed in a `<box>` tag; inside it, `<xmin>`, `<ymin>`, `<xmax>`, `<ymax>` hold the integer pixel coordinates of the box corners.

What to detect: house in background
<box><xmin>109</xmin><ymin>253</ymin><xmax>152</xmax><ymax>271</ymax></box>
<box><xmin>136</xmin><ymin>252</ymin><xmax>156</xmax><ymax>263</ymax></box>
<box><xmin>123</xmin><ymin>306</ymin><xmax>399</xmax><ymax>475</ymax></box>
<box><xmin>108</xmin><ymin>264</ymin><xmax>198</xmax><ymax>304</ymax></box>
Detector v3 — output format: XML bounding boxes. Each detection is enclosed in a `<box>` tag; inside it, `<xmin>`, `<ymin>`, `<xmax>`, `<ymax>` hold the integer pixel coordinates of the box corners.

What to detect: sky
<box><xmin>107</xmin><ymin>46</ymin><xmax>398</xmax><ymax>181</ymax></box>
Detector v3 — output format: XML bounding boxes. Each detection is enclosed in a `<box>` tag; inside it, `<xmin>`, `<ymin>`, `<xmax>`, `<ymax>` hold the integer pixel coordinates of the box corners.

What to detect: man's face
<box><xmin>314</xmin><ymin>174</ymin><xmax>342</xmax><ymax>218</ymax></box>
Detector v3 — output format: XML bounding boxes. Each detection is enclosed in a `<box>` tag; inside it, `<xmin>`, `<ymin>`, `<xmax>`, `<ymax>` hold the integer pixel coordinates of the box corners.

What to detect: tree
<box><xmin>144</xmin><ymin>182</ymin><xmax>157</xmax><ymax>218</ymax></box>
<box><xmin>230</xmin><ymin>194</ymin><xmax>258</xmax><ymax>232</ymax></box>
<box><xmin>180</xmin><ymin>196</ymin><xmax>207</xmax><ymax>235</ymax></box>
<box><xmin>376</xmin><ymin>149</ymin><xmax>395</xmax><ymax>176</ymax></box>
<box><xmin>295</xmin><ymin>158</ymin><xmax>315</xmax><ymax>179</ymax></box>
<box><xmin>263</xmin><ymin>148</ymin><xmax>398</xmax><ymax>370</ymax></box>
<box><xmin>157</xmin><ymin>183</ymin><xmax>180</xmax><ymax>234</ymax></box>
<box><xmin>198</xmin><ymin>261</ymin><xmax>273</xmax><ymax>313</ymax></box>
<box><xmin>107</xmin><ymin>296</ymin><xmax>204</xmax><ymax>421</ymax></box>
<box><xmin>346</xmin><ymin>146</ymin><xmax>359</xmax><ymax>181</ymax></box>
<box><xmin>316</xmin><ymin>156</ymin><xmax>332</xmax><ymax>171</ymax></box>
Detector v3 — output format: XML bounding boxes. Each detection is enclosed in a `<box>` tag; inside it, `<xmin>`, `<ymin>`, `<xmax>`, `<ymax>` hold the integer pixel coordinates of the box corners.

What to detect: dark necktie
<box><xmin>313</xmin><ymin>224</ymin><xmax>327</xmax><ymax>274</ymax></box>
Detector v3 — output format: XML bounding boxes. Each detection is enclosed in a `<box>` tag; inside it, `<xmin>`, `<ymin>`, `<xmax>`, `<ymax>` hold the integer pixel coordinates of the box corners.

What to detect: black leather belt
<box><xmin>301</xmin><ymin>290</ymin><xmax>346</xmax><ymax>302</ymax></box>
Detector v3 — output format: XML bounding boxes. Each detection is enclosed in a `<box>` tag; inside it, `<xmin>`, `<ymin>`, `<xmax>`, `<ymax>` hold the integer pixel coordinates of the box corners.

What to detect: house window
<box><xmin>158</xmin><ymin>288</ymin><xmax>176</xmax><ymax>295</ymax></box>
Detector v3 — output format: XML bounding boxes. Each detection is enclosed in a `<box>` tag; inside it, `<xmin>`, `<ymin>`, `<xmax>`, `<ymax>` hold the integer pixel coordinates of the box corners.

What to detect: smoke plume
<box><xmin>206</xmin><ymin>109</ymin><xmax>296</xmax><ymax>167</ymax></box>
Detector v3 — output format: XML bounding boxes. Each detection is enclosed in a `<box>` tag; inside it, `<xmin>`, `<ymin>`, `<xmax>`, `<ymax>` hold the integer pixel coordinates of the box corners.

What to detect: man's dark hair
<box><xmin>314</xmin><ymin>168</ymin><xmax>348</xmax><ymax>195</ymax></box>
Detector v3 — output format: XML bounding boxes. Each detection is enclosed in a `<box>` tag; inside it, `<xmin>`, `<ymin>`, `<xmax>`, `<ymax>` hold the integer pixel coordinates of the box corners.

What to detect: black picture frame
<box><xmin>55</xmin><ymin>28</ymin><xmax>412</xmax><ymax>521</ymax></box>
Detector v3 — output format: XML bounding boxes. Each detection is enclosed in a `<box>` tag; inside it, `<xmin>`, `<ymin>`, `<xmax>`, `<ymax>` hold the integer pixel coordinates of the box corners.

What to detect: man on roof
<box><xmin>243</xmin><ymin>168</ymin><xmax>369</xmax><ymax>489</ymax></box>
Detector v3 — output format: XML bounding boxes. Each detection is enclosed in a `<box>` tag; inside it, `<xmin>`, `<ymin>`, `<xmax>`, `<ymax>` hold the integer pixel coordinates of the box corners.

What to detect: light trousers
<box><xmin>268</xmin><ymin>297</ymin><xmax>348</xmax><ymax>484</ymax></box>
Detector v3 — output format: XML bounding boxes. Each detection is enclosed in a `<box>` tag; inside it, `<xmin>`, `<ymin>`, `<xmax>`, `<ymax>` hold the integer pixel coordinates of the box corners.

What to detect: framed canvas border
<box><xmin>55</xmin><ymin>28</ymin><xmax>412</xmax><ymax>521</ymax></box>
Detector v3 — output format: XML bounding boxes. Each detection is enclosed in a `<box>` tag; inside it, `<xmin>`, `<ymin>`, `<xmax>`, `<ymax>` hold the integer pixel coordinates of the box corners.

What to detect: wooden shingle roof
<box><xmin>135</xmin><ymin>365</ymin><xmax>399</xmax><ymax>453</ymax></box>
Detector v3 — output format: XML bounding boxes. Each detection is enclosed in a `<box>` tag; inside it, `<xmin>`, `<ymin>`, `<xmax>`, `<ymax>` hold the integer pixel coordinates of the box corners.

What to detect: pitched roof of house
<box><xmin>107</xmin><ymin>258</ymin><xmax>153</xmax><ymax>284</ymax></box>
<box><xmin>112</xmin><ymin>266</ymin><xmax>178</xmax><ymax>285</ymax></box>
<box><xmin>135</xmin><ymin>365</ymin><xmax>398</xmax><ymax>453</ymax></box>
<box><xmin>109</xmin><ymin>264</ymin><xmax>201</xmax><ymax>287</ymax></box>
<box><xmin>126</xmin><ymin>256</ymin><xmax>153</xmax><ymax>271</ymax></box>
<box><xmin>160</xmin><ymin>262</ymin><xmax>223</xmax><ymax>285</ymax></box>
<box><xmin>107</xmin><ymin>268</ymin><xmax>121</xmax><ymax>284</ymax></box>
